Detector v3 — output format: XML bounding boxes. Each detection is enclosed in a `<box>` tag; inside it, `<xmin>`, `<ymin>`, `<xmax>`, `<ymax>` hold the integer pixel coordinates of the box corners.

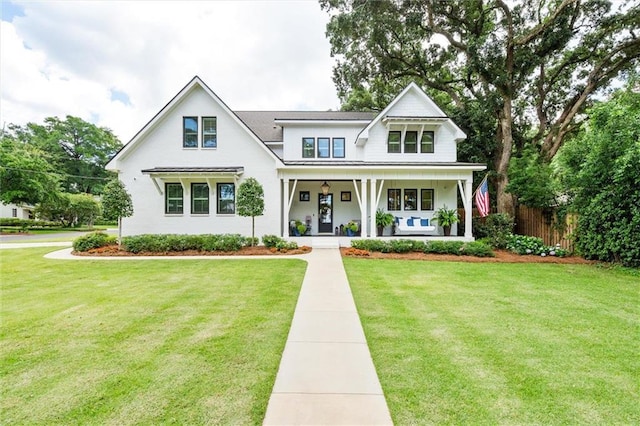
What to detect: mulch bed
<box><xmin>74</xmin><ymin>244</ymin><xmax>593</xmax><ymax>264</ymax></box>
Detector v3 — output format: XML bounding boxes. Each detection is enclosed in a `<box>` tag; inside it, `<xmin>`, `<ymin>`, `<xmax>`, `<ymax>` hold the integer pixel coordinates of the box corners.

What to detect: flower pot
<box><xmin>346</xmin><ymin>229</ymin><xmax>354</xmax><ymax>237</ymax></box>
<box><xmin>443</xmin><ymin>225</ymin><xmax>451</xmax><ymax>236</ymax></box>
<box><xmin>377</xmin><ymin>225</ymin><xmax>384</xmax><ymax>236</ymax></box>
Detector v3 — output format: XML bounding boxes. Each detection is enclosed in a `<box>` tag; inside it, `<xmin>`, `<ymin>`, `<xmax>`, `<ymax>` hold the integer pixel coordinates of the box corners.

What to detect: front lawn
<box><xmin>1</xmin><ymin>248</ymin><xmax>306</xmax><ymax>424</ymax></box>
<box><xmin>344</xmin><ymin>259</ymin><xmax>639</xmax><ymax>424</ymax></box>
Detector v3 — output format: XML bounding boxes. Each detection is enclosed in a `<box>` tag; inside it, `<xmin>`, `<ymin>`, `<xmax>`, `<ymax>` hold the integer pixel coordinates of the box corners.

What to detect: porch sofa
<box><xmin>394</xmin><ymin>216</ymin><xmax>436</xmax><ymax>235</ymax></box>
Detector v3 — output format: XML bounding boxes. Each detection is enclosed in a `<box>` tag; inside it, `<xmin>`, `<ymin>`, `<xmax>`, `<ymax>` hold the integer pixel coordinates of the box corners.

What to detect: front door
<box><xmin>318</xmin><ymin>193</ymin><xmax>333</xmax><ymax>233</ymax></box>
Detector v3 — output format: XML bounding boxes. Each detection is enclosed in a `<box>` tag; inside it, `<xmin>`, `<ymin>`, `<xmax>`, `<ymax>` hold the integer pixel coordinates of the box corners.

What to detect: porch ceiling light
<box><xmin>321</xmin><ymin>181</ymin><xmax>330</xmax><ymax>195</ymax></box>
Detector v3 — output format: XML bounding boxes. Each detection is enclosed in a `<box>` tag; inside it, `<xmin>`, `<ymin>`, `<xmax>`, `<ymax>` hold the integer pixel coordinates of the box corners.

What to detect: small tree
<box><xmin>236</xmin><ymin>177</ymin><xmax>264</xmax><ymax>246</ymax></box>
<box><xmin>101</xmin><ymin>179</ymin><xmax>133</xmax><ymax>248</ymax></box>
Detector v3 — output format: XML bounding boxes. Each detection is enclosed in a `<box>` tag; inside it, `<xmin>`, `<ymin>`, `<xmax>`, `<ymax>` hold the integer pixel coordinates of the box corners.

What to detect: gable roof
<box><xmin>106</xmin><ymin>76</ymin><xmax>281</xmax><ymax>170</ymax></box>
<box><xmin>356</xmin><ymin>82</ymin><xmax>466</xmax><ymax>145</ymax></box>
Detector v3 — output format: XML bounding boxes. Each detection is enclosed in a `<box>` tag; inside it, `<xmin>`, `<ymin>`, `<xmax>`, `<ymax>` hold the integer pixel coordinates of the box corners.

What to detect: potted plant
<box><xmin>432</xmin><ymin>205</ymin><xmax>459</xmax><ymax>236</ymax></box>
<box><xmin>345</xmin><ymin>221</ymin><xmax>358</xmax><ymax>236</ymax></box>
<box><xmin>375</xmin><ymin>208</ymin><xmax>394</xmax><ymax>236</ymax></box>
<box><xmin>296</xmin><ymin>220</ymin><xmax>307</xmax><ymax>236</ymax></box>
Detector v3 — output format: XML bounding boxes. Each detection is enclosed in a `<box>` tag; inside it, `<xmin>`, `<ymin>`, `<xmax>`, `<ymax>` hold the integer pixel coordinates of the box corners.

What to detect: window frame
<box><xmin>421</xmin><ymin>189</ymin><xmax>434</xmax><ymax>211</ymax></box>
<box><xmin>165</xmin><ymin>183</ymin><xmax>184</xmax><ymax>214</ymax></box>
<box><xmin>217</xmin><ymin>183</ymin><xmax>235</xmax><ymax>214</ymax></box>
<box><xmin>202</xmin><ymin>117</ymin><xmax>217</xmax><ymax>148</ymax></box>
<box><xmin>404</xmin><ymin>189</ymin><xmax>418</xmax><ymax>211</ymax></box>
<box><xmin>332</xmin><ymin>137</ymin><xmax>345</xmax><ymax>158</ymax></box>
<box><xmin>404</xmin><ymin>131</ymin><xmax>418</xmax><ymax>153</ymax></box>
<box><xmin>420</xmin><ymin>130</ymin><xmax>435</xmax><ymax>153</ymax></box>
<box><xmin>317</xmin><ymin>137</ymin><xmax>330</xmax><ymax>158</ymax></box>
<box><xmin>183</xmin><ymin>116</ymin><xmax>198</xmax><ymax>148</ymax></box>
<box><xmin>388</xmin><ymin>188</ymin><xmax>401</xmax><ymax>211</ymax></box>
<box><xmin>387</xmin><ymin>131</ymin><xmax>401</xmax><ymax>153</ymax></box>
<box><xmin>191</xmin><ymin>183</ymin><xmax>210</xmax><ymax>214</ymax></box>
<box><xmin>302</xmin><ymin>137</ymin><xmax>315</xmax><ymax>158</ymax></box>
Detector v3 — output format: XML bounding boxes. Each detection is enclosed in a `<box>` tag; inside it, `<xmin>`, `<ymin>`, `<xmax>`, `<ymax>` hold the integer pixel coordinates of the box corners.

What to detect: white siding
<box><xmin>282</xmin><ymin>124</ymin><xmax>366</xmax><ymax>161</ymax></box>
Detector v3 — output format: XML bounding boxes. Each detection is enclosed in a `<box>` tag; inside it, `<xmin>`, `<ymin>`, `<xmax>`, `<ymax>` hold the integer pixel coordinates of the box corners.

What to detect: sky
<box><xmin>0</xmin><ymin>0</ymin><xmax>341</xmax><ymax>143</ymax></box>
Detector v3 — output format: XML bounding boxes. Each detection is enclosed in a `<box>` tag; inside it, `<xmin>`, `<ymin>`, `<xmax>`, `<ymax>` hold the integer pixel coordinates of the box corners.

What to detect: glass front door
<box><xmin>318</xmin><ymin>194</ymin><xmax>333</xmax><ymax>233</ymax></box>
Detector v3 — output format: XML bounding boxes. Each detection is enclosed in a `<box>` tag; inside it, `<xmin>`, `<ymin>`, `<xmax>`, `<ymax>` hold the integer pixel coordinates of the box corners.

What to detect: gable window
<box><xmin>217</xmin><ymin>183</ymin><xmax>235</xmax><ymax>214</ymax></box>
<box><xmin>302</xmin><ymin>137</ymin><xmax>315</xmax><ymax>158</ymax></box>
<box><xmin>165</xmin><ymin>183</ymin><xmax>184</xmax><ymax>214</ymax></box>
<box><xmin>388</xmin><ymin>189</ymin><xmax>401</xmax><ymax>211</ymax></box>
<box><xmin>388</xmin><ymin>131</ymin><xmax>401</xmax><ymax>153</ymax></box>
<box><xmin>421</xmin><ymin>189</ymin><xmax>434</xmax><ymax>210</ymax></box>
<box><xmin>333</xmin><ymin>138</ymin><xmax>345</xmax><ymax>158</ymax></box>
<box><xmin>421</xmin><ymin>131</ymin><xmax>434</xmax><ymax>153</ymax></box>
<box><xmin>318</xmin><ymin>137</ymin><xmax>330</xmax><ymax>158</ymax></box>
<box><xmin>202</xmin><ymin>117</ymin><xmax>217</xmax><ymax>148</ymax></box>
<box><xmin>404</xmin><ymin>131</ymin><xmax>418</xmax><ymax>153</ymax></box>
<box><xmin>191</xmin><ymin>183</ymin><xmax>210</xmax><ymax>214</ymax></box>
<box><xmin>404</xmin><ymin>189</ymin><xmax>417</xmax><ymax>210</ymax></box>
<box><xmin>183</xmin><ymin>117</ymin><xmax>198</xmax><ymax>148</ymax></box>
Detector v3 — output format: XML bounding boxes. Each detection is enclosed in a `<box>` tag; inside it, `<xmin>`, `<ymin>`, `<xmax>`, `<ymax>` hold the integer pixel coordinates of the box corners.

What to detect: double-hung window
<box><xmin>421</xmin><ymin>131</ymin><xmax>434</xmax><ymax>153</ymax></box>
<box><xmin>183</xmin><ymin>117</ymin><xmax>198</xmax><ymax>148</ymax></box>
<box><xmin>302</xmin><ymin>137</ymin><xmax>315</xmax><ymax>158</ymax></box>
<box><xmin>317</xmin><ymin>137</ymin><xmax>330</xmax><ymax>158</ymax></box>
<box><xmin>217</xmin><ymin>183</ymin><xmax>235</xmax><ymax>214</ymax></box>
<box><xmin>191</xmin><ymin>183</ymin><xmax>210</xmax><ymax>214</ymax></box>
<box><xmin>404</xmin><ymin>131</ymin><xmax>418</xmax><ymax>153</ymax></box>
<box><xmin>421</xmin><ymin>189</ymin><xmax>434</xmax><ymax>210</ymax></box>
<box><xmin>202</xmin><ymin>117</ymin><xmax>217</xmax><ymax>148</ymax></box>
<box><xmin>388</xmin><ymin>189</ymin><xmax>401</xmax><ymax>211</ymax></box>
<box><xmin>388</xmin><ymin>131</ymin><xmax>401</xmax><ymax>153</ymax></box>
<box><xmin>333</xmin><ymin>138</ymin><xmax>345</xmax><ymax>158</ymax></box>
<box><xmin>165</xmin><ymin>183</ymin><xmax>184</xmax><ymax>214</ymax></box>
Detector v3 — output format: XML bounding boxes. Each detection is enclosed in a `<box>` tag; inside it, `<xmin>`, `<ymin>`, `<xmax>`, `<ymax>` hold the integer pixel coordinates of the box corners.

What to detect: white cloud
<box><xmin>0</xmin><ymin>0</ymin><xmax>339</xmax><ymax>142</ymax></box>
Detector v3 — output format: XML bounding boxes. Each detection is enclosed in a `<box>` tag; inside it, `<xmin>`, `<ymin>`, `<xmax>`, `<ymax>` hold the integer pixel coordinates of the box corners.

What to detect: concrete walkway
<box><xmin>263</xmin><ymin>248</ymin><xmax>392</xmax><ymax>425</ymax></box>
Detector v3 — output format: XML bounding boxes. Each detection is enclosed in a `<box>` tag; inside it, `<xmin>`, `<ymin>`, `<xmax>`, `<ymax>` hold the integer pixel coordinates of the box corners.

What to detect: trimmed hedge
<box><xmin>73</xmin><ymin>232</ymin><xmax>117</xmax><ymax>252</ymax></box>
<box><xmin>0</xmin><ymin>218</ymin><xmax>62</xmax><ymax>228</ymax></box>
<box><xmin>120</xmin><ymin>234</ymin><xmax>252</xmax><ymax>254</ymax></box>
<box><xmin>351</xmin><ymin>239</ymin><xmax>494</xmax><ymax>257</ymax></box>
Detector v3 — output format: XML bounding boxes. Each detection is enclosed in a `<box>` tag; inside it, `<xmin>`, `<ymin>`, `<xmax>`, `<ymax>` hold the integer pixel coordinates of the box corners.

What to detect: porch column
<box><xmin>282</xmin><ymin>179</ymin><xmax>289</xmax><ymax>237</ymax></box>
<box><xmin>361</xmin><ymin>178</ymin><xmax>368</xmax><ymax>237</ymax></box>
<box><xmin>370</xmin><ymin>178</ymin><xmax>377</xmax><ymax>238</ymax></box>
<box><xmin>465</xmin><ymin>179</ymin><xmax>473</xmax><ymax>238</ymax></box>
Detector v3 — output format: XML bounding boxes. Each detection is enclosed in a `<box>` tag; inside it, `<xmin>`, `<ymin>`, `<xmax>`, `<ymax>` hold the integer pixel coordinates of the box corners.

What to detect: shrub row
<box><xmin>350</xmin><ymin>239</ymin><xmax>494</xmax><ymax>257</ymax></box>
<box><xmin>506</xmin><ymin>234</ymin><xmax>568</xmax><ymax>257</ymax></box>
<box><xmin>262</xmin><ymin>235</ymin><xmax>299</xmax><ymax>251</ymax></box>
<box><xmin>0</xmin><ymin>218</ymin><xmax>62</xmax><ymax>228</ymax></box>
<box><xmin>120</xmin><ymin>234</ymin><xmax>252</xmax><ymax>254</ymax></box>
<box><xmin>73</xmin><ymin>232</ymin><xmax>117</xmax><ymax>252</ymax></box>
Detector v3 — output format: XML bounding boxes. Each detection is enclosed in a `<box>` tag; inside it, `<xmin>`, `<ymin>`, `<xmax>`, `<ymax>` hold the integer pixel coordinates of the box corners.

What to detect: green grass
<box><xmin>343</xmin><ymin>259</ymin><xmax>640</xmax><ymax>425</ymax></box>
<box><xmin>1</xmin><ymin>248</ymin><xmax>306</xmax><ymax>424</ymax></box>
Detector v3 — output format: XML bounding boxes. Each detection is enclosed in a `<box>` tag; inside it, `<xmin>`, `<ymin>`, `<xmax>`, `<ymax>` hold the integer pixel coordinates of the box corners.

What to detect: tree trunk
<box><xmin>251</xmin><ymin>216</ymin><xmax>255</xmax><ymax>246</ymax></box>
<box><xmin>495</xmin><ymin>98</ymin><xmax>515</xmax><ymax>217</ymax></box>
<box><xmin>117</xmin><ymin>216</ymin><xmax>122</xmax><ymax>250</ymax></box>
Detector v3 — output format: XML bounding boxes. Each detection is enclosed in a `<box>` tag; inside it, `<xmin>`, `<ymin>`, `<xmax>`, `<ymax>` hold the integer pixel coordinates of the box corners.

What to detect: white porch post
<box><xmin>361</xmin><ymin>178</ymin><xmax>368</xmax><ymax>237</ymax></box>
<box><xmin>370</xmin><ymin>178</ymin><xmax>377</xmax><ymax>237</ymax></box>
<box><xmin>282</xmin><ymin>179</ymin><xmax>289</xmax><ymax>237</ymax></box>
<box><xmin>465</xmin><ymin>179</ymin><xmax>473</xmax><ymax>238</ymax></box>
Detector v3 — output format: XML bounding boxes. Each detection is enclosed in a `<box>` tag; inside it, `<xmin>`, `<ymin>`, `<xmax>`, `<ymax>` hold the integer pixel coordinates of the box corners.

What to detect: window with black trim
<box><xmin>317</xmin><ymin>137</ymin><xmax>330</xmax><ymax>158</ymax></box>
<box><xmin>302</xmin><ymin>137</ymin><xmax>315</xmax><ymax>158</ymax></box>
<box><xmin>405</xmin><ymin>131</ymin><xmax>418</xmax><ymax>153</ymax></box>
<box><xmin>165</xmin><ymin>183</ymin><xmax>184</xmax><ymax>214</ymax></box>
<box><xmin>183</xmin><ymin>117</ymin><xmax>198</xmax><ymax>148</ymax></box>
<box><xmin>388</xmin><ymin>189</ymin><xmax>401</xmax><ymax>211</ymax></box>
<box><xmin>202</xmin><ymin>117</ymin><xmax>217</xmax><ymax>148</ymax></box>
<box><xmin>404</xmin><ymin>189</ymin><xmax>417</xmax><ymax>210</ymax></box>
<box><xmin>217</xmin><ymin>183</ymin><xmax>235</xmax><ymax>214</ymax></box>
<box><xmin>421</xmin><ymin>131</ymin><xmax>434</xmax><ymax>153</ymax></box>
<box><xmin>421</xmin><ymin>189</ymin><xmax>434</xmax><ymax>210</ymax></box>
<box><xmin>333</xmin><ymin>137</ymin><xmax>345</xmax><ymax>158</ymax></box>
<box><xmin>388</xmin><ymin>131</ymin><xmax>401</xmax><ymax>153</ymax></box>
<box><xmin>191</xmin><ymin>183</ymin><xmax>209</xmax><ymax>214</ymax></box>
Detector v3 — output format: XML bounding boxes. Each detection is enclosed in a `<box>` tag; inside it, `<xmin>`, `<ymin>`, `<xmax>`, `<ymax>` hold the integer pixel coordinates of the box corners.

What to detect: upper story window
<box><xmin>388</xmin><ymin>131</ymin><xmax>401</xmax><ymax>153</ymax></box>
<box><xmin>421</xmin><ymin>131</ymin><xmax>434</xmax><ymax>153</ymax></box>
<box><xmin>191</xmin><ymin>183</ymin><xmax>210</xmax><ymax>214</ymax></box>
<box><xmin>183</xmin><ymin>117</ymin><xmax>198</xmax><ymax>148</ymax></box>
<box><xmin>302</xmin><ymin>137</ymin><xmax>315</xmax><ymax>158</ymax></box>
<box><xmin>318</xmin><ymin>137</ymin><xmax>330</xmax><ymax>158</ymax></box>
<box><xmin>405</xmin><ymin>131</ymin><xmax>418</xmax><ymax>153</ymax></box>
<box><xmin>202</xmin><ymin>117</ymin><xmax>217</xmax><ymax>148</ymax></box>
<box><xmin>333</xmin><ymin>138</ymin><xmax>345</xmax><ymax>158</ymax></box>
<box><xmin>165</xmin><ymin>183</ymin><xmax>184</xmax><ymax>214</ymax></box>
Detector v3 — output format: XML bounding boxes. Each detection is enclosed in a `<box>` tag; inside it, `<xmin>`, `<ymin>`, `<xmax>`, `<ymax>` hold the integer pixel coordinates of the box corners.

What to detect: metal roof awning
<box><xmin>141</xmin><ymin>167</ymin><xmax>244</xmax><ymax>194</ymax></box>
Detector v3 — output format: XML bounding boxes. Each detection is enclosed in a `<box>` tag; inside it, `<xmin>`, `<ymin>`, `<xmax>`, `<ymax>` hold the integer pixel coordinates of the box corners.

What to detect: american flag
<box><xmin>475</xmin><ymin>176</ymin><xmax>490</xmax><ymax>217</ymax></box>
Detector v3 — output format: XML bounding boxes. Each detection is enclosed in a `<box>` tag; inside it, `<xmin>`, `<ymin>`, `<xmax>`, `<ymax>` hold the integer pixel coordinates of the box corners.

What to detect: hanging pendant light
<box><xmin>321</xmin><ymin>181</ymin><xmax>330</xmax><ymax>195</ymax></box>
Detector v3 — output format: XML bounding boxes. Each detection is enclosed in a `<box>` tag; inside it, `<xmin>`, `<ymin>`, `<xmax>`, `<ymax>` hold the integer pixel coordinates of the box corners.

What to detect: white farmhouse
<box><xmin>106</xmin><ymin>76</ymin><xmax>485</xmax><ymax>239</ymax></box>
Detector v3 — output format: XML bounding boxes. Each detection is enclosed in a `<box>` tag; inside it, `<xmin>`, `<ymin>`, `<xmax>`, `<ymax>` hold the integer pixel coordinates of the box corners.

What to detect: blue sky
<box><xmin>0</xmin><ymin>0</ymin><xmax>340</xmax><ymax>142</ymax></box>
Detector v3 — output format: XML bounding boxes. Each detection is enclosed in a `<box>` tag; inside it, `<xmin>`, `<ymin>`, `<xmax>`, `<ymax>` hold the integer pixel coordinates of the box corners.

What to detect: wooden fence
<box><xmin>515</xmin><ymin>205</ymin><xmax>578</xmax><ymax>251</ymax></box>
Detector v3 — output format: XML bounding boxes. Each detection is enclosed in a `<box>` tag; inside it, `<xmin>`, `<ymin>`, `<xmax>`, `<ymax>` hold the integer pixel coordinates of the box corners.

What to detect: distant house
<box><xmin>0</xmin><ymin>203</ymin><xmax>33</xmax><ymax>220</ymax></box>
<box><xmin>106</xmin><ymin>76</ymin><xmax>485</xmax><ymax>238</ymax></box>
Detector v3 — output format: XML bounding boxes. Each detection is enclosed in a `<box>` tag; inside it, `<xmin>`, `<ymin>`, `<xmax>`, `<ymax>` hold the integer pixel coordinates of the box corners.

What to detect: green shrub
<box><xmin>461</xmin><ymin>241</ymin><xmax>495</xmax><ymax>257</ymax></box>
<box><xmin>425</xmin><ymin>240</ymin><xmax>465</xmax><ymax>255</ymax></box>
<box><xmin>351</xmin><ymin>239</ymin><xmax>391</xmax><ymax>252</ymax></box>
<box><xmin>262</xmin><ymin>235</ymin><xmax>282</xmax><ymax>248</ymax></box>
<box><xmin>245</xmin><ymin>237</ymin><xmax>260</xmax><ymax>247</ymax></box>
<box><xmin>73</xmin><ymin>232</ymin><xmax>117</xmax><ymax>252</ymax></box>
<box><xmin>473</xmin><ymin>213</ymin><xmax>514</xmax><ymax>248</ymax></box>
<box><xmin>506</xmin><ymin>234</ymin><xmax>547</xmax><ymax>255</ymax></box>
<box><xmin>0</xmin><ymin>218</ymin><xmax>62</xmax><ymax>229</ymax></box>
<box><xmin>390</xmin><ymin>239</ymin><xmax>423</xmax><ymax>253</ymax></box>
<box><xmin>275</xmin><ymin>240</ymin><xmax>298</xmax><ymax>251</ymax></box>
<box><xmin>121</xmin><ymin>234</ymin><xmax>248</xmax><ymax>253</ymax></box>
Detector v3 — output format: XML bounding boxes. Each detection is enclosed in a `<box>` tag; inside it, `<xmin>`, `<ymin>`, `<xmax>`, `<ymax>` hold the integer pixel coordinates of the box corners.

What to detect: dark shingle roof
<box><xmin>235</xmin><ymin>111</ymin><xmax>376</xmax><ymax>142</ymax></box>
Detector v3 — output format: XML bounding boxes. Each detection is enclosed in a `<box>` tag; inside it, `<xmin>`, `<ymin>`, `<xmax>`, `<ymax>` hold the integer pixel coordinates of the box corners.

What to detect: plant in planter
<box><xmin>296</xmin><ymin>220</ymin><xmax>307</xmax><ymax>236</ymax></box>
<box><xmin>432</xmin><ymin>205</ymin><xmax>459</xmax><ymax>236</ymax></box>
<box><xmin>375</xmin><ymin>209</ymin><xmax>395</xmax><ymax>236</ymax></box>
<box><xmin>345</xmin><ymin>221</ymin><xmax>359</xmax><ymax>236</ymax></box>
